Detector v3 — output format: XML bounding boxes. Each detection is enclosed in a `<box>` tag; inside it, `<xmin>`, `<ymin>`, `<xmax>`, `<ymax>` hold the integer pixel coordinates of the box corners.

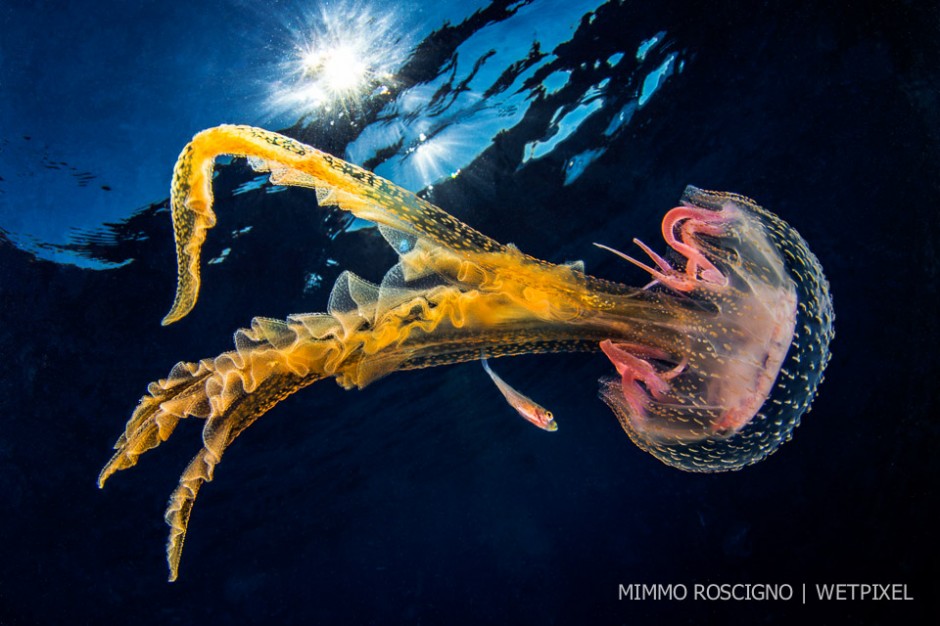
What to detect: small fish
<box><xmin>481</xmin><ymin>357</ymin><xmax>557</xmax><ymax>432</ymax></box>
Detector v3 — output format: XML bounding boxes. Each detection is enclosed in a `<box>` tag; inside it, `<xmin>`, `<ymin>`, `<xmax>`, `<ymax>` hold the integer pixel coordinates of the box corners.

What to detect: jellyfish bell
<box><xmin>598</xmin><ymin>186</ymin><xmax>834</xmax><ymax>472</ymax></box>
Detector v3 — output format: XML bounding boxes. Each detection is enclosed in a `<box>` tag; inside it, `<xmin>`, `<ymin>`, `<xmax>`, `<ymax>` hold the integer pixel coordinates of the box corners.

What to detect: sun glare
<box><xmin>268</xmin><ymin>1</ymin><xmax>411</xmax><ymax>119</ymax></box>
<box><xmin>307</xmin><ymin>44</ymin><xmax>368</xmax><ymax>94</ymax></box>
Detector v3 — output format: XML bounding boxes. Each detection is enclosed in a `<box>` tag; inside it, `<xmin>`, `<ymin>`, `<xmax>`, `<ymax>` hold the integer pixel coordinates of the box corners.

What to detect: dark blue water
<box><xmin>1</xmin><ymin>0</ymin><xmax>937</xmax><ymax>623</ymax></box>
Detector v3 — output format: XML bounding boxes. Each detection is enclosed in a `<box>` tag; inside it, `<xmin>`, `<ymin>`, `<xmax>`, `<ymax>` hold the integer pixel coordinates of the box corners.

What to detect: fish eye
<box><xmin>545</xmin><ymin>411</ymin><xmax>553</xmax><ymax>419</ymax></box>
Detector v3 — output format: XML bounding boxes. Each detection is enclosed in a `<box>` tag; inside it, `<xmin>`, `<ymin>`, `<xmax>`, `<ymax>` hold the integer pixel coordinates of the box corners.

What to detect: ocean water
<box><xmin>0</xmin><ymin>0</ymin><xmax>937</xmax><ymax>623</ymax></box>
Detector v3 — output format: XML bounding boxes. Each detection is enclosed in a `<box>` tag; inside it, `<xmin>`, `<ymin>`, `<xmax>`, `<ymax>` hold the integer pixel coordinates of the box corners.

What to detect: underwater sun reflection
<box><xmin>267</xmin><ymin>1</ymin><xmax>411</xmax><ymax>118</ymax></box>
<box><xmin>300</xmin><ymin>44</ymin><xmax>368</xmax><ymax>95</ymax></box>
<box><xmin>407</xmin><ymin>132</ymin><xmax>465</xmax><ymax>188</ymax></box>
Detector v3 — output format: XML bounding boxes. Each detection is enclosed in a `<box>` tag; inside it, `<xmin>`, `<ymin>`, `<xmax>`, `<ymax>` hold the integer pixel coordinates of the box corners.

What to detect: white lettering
<box><xmin>619</xmin><ymin>583</ymin><xmax>688</xmax><ymax>600</ymax></box>
<box><xmin>815</xmin><ymin>583</ymin><xmax>913</xmax><ymax>601</ymax></box>
<box><xmin>620</xmin><ymin>582</ymin><xmax>909</xmax><ymax>602</ymax></box>
<box><xmin>690</xmin><ymin>583</ymin><xmax>794</xmax><ymax>601</ymax></box>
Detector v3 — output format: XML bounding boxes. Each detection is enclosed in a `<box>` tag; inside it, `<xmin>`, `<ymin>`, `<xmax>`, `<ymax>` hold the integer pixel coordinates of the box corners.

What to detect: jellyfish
<box><xmin>98</xmin><ymin>125</ymin><xmax>834</xmax><ymax>581</ymax></box>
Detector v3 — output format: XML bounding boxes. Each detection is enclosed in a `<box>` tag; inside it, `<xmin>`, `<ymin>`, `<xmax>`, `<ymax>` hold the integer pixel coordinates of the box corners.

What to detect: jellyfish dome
<box><xmin>598</xmin><ymin>186</ymin><xmax>835</xmax><ymax>472</ymax></box>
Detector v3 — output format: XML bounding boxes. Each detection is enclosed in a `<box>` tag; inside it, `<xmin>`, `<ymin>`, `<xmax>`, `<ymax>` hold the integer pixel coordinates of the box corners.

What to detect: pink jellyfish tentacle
<box><xmin>671</xmin><ymin>207</ymin><xmax>729</xmax><ymax>287</ymax></box>
<box><xmin>599</xmin><ymin>340</ymin><xmax>687</xmax><ymax>432</ymax></box>
<box><xmin>655</xmin><ymin>205</ymin><xmax>731</xmax><ymax>291</ymax></box>
<box><xmin>596</xmin><ymin>205</ymin><xmax>732</xmax><ymax>293</ymax></box>
<box><xmin>592</xmin><ymin>240</ymin><xmax>673</xmax><ymax>291</ymax></box>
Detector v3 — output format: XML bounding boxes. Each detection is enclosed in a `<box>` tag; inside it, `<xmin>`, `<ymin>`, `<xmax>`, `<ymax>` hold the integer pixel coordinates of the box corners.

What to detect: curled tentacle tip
<box><xmin>97</xmin><ymin>457</ymin><xmax>120</xmax><ymax>488</ymax></box>
<box><xmin>162</xmin><ymin>274</ymin><xmax>200</xmax><ymax>325</ymax></box>
<box><xmin>161</xmin><ymin>303</ymin><xmax>191</xmax><ymax>326</ymax></box>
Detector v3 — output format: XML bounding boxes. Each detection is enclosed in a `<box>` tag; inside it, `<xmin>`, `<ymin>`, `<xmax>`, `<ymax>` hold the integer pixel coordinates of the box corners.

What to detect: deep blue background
<box><xmin>1</xmin><ymin>0</ymin><xmax>937</xmax><ymax>623</ymax></box>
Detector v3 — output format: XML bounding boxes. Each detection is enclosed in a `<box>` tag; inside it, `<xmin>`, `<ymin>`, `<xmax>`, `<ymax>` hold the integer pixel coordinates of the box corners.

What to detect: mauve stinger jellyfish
<box><xmin>97</xmin><ymin>126</ymin><xmax>834</xmax><ymax>579</ymax></box>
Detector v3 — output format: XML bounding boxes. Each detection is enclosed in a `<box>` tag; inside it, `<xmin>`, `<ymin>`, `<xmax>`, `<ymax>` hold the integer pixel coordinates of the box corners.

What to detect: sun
<box><xmin>267</xmin><ymin>1</ymin><xmax>411</xmax><ymax>119</ymax></box>
<box><xmin>300</xmin><ymin>44</ymin><xmax>368</xmax><ymax>95</ymax></box>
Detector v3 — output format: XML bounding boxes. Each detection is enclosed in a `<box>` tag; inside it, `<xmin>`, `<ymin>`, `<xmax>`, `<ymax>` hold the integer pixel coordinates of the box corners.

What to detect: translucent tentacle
<box><xmin>163</xmin><ymin>369</ymin><xmax>316</xmax><ymax>581</ymax></box>
<box><xmin>98</xmin><ymin>363</ymin><xmax>213</xmax><ymax>485</ymax></box>
<box><xmin>99</xmin><ymin>316</ymin><xmax>330</xmax><ymax>581</ymax></box>
<box><xmin>102</xmin><ymin>267</ymin><xmax>618</xmax><ymax>580</ymax></box>
<box><xmin>164</xmin><ymin>125</ymin><xmax>508</xmax><ymax>325</ymax></box>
